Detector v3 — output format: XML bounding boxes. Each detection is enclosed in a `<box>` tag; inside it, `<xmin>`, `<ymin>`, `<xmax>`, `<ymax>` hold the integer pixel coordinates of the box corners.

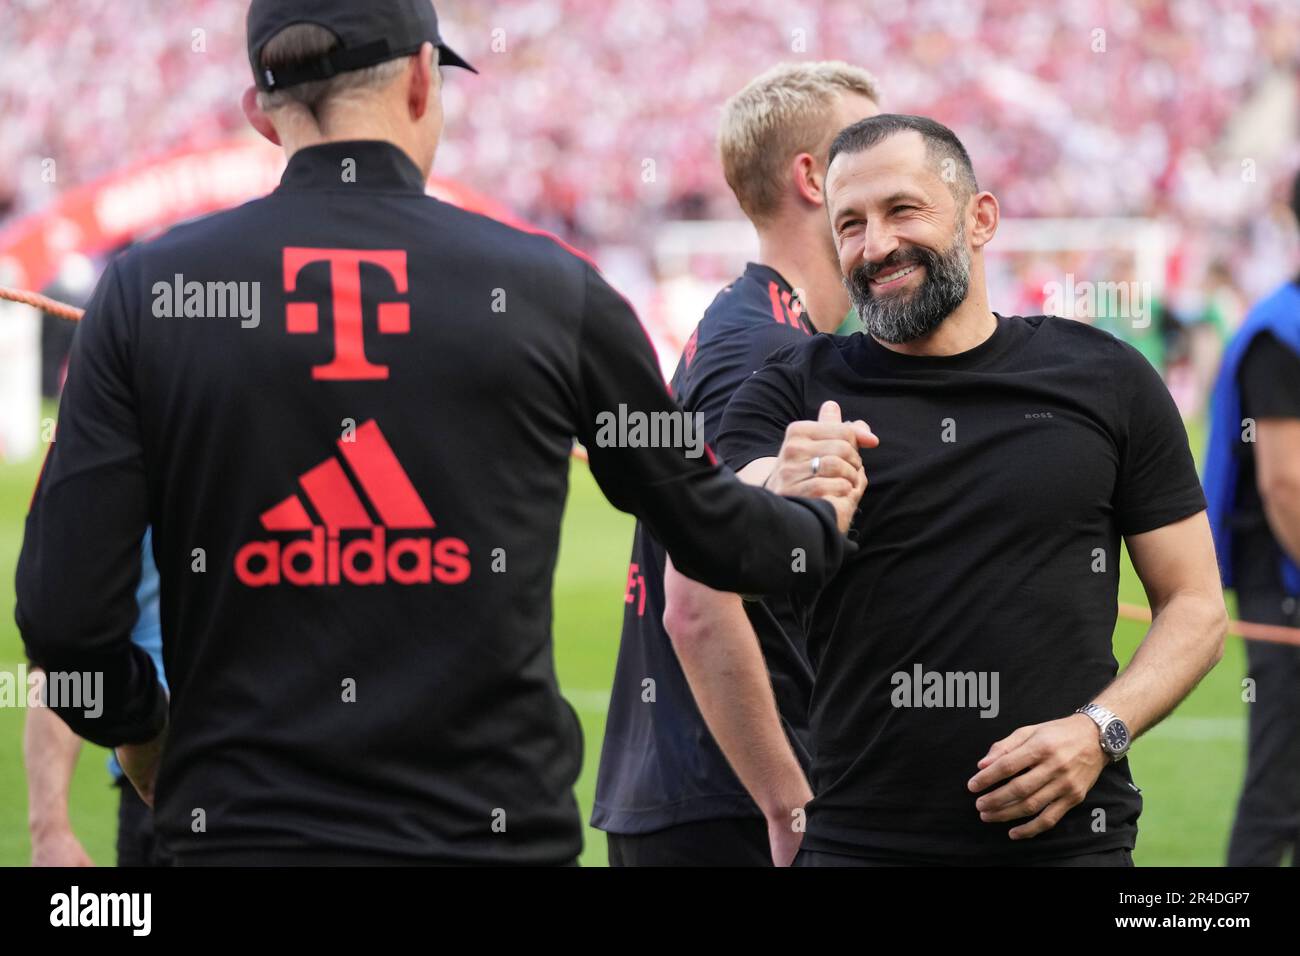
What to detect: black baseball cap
<box><xmin>248</xmin><ymin>0</ymin><xmax>476</xmax><ymax>93</ymax></box>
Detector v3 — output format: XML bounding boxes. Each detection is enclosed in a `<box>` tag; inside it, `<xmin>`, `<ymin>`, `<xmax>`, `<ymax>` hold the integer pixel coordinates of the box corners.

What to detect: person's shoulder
<box><xmin>698</xmin><ymin>277</ymin><xmax>752</xmax><ymax>327</ymax></box>
<box><xmin>1241</xmin><ymin>329</ymin><xmax>1300</xmax><ymax>374</ymax></box>
<box><xmin>425</xmin><ymin>199</ymin><xmax>595</xmax><ymax>276</ymax></box>
<box><xmin>117</xmin><ymin>199</ymin><xmax>266</xmax><ymax>263</ymax></box>
<box><xmin>87</xmin><ymin>205</ymin><xmax>247</xmax><ymax>312</ymax></box>
<box><xmin>137</xmin><ymin>192</ymin><xmax>590</xmax><ymax>272</ymax></box>
<box><xmin>1026</xmin><ymin>314</ymin><xmax>1151</xmax><ymax>367</ymax></box>
<box><xmin>680</xmin><ymin>275</ymin><xmax>803</xmax><ymax>368</ymax></box>
<box><xmin>753</xmin><ymin>330</ymin><xmax>841</xmax><ymax>374</ymax></box>
<box><xmin>1249</xmin><ymin>279</ymin><xmax>1300</xmax><ymax>317</ymax></box>
<box><xmin>701</xmin><ymin>269</ymin><xmax>790</xmax><ymax>330</ymax></box>
<box><xmin>1243</xmin><ymin>328</ymin><xmax>1284</xmax><ymax>356</ymax></box>
<box><xmin>436</xmin><ymin>200</ymin><xmax>586</xmax><ymax>254</ymax></box>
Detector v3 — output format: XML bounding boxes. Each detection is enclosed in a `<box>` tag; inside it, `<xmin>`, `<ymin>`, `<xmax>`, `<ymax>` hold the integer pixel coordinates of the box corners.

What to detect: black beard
<box><xmin>846</xmin><ymin>229</ymin><xmax>971</xmax><ymax>344</ymax></box>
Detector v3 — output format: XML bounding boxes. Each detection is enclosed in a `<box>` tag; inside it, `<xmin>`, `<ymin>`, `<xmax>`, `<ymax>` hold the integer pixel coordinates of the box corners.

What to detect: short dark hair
<box><xmin>828</xmin><ymin>114</ymin><xmax>978</xmax><ymax>201</ymax></box>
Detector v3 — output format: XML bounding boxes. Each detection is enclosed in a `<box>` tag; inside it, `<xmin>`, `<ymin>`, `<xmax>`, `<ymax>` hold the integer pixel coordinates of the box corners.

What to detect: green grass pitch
<box><xmin>0</xmin><ymin>421</ymin><xmax>1248</xmax><ymax>866</ymax></box>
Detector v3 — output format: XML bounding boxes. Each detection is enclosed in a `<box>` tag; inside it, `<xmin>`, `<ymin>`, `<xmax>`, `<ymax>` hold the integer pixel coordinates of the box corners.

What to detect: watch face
<box><xmin>1103</xmin><ymin>720</ymin><xmax>1130</xmax><ymax>753</ymax></box>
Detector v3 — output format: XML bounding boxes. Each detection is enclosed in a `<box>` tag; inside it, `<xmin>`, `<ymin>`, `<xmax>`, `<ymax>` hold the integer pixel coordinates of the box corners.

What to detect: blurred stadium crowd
<box><xmin>1</xmin><ymin>0</ymin><xmax>1299</xmax><ymax>377</ymax></box>
<box><xmin>2</xmin><ymin>0</ymin><xmax>1300</xmax><ymax>874</ymax></box>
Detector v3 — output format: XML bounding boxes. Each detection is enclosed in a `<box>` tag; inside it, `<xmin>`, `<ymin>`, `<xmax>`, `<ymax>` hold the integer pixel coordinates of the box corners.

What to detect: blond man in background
<box><xmin>593</xmin><ymin>62</ymin><xmax>881</xmax><ymax>866</ymax></box>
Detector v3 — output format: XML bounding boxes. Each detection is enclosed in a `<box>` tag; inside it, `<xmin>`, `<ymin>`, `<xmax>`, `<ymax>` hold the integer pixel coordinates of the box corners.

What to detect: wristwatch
<box><xmin>1075</xmin><ymin>703</ymin><xmax>1131</xmax><ymax>762</ymax></box>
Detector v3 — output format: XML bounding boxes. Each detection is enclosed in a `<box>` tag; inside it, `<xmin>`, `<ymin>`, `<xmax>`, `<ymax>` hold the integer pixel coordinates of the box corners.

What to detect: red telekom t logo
<box><xmin>283</xmin><ymin>248</ymin><xmax>410</xmax><ymax>380</ymax></box>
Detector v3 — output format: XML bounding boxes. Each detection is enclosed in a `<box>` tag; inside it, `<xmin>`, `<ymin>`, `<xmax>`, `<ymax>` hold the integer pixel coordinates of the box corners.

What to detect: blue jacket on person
<box><xmin>1203</xmin><ymin>280</ymin><xmax>1300</xmax><ymax>595</ymax></box>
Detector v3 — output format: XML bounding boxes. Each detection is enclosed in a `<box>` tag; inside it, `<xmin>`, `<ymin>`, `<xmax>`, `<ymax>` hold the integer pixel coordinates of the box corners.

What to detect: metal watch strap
<box><xmin>1076</xmin><ymin>702</ymin><xmax>1124</xmax><ymax>760</ymax></box>
<box><xmin>1077</xmin><ymin>702</ymin><xmax>1116</xmax><ymax>728</ymax></box>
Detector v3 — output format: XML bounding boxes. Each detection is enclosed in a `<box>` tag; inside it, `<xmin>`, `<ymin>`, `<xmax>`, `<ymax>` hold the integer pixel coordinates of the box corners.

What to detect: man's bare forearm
<box><xmin>1255</xmin><ymin>418</ymin><xmax>1300</xmax><ymax>565</ymax></box>
<box><xmin>23</xmin><ymin>668</ymin><xmax>84</xmax><ymax>837</ymax></box>
<box><xmin>1093</xmin><ymin>589</ymin><xmax>1226</xmax><ymax>738</ymax></box>
<box><xmin>1261</xmin><ymin>491</ymin><xmax>1300</xmax><ymax>568</ymax></box>
<box><xmin>662</xmin><ymin>558</ymin><xmax>811</xmax><ymax>823</ymax></box>
<box><xmin>1089</xmin><ymin>515</ymin><xmax>1227</xmax><ymax>741</ymax></box>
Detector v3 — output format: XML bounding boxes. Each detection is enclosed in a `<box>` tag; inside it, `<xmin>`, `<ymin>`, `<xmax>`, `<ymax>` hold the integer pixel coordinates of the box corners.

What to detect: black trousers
<box><xmin>794</xmin><ymin>846</ymin><xmax>1134</xmax><ymax>867</ymax></box>
<box><xmin>115</xmin><ymin>778</ymin><xmax>175</xmax><ymax>867</ymax></box>
<box><xmin>606</xmin><ymin>816</ymin><xmax>770</xmax><ymax>866</ymax></box>
<box><xmin>1227</xmin><ymin>590</ymin><xmax>1300</xmax><ymax>866</ymax></box>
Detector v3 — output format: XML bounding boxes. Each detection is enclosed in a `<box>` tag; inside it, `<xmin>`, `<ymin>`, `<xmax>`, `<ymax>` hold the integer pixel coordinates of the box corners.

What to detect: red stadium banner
<box><xmin>0</xmin><ymin>137</ymin><xmax>534</xmax><ymax>292</ymax></box>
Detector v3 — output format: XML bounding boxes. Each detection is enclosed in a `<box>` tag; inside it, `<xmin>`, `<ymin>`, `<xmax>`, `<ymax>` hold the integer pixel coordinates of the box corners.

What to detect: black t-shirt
<box><xmin>1232</xmin><ymin>330</ymin><xmax>1300</xmax><ymax>593</ymax></box>
<box><xmin>593</xmin><ymin>263</ymin><xmax>819</xmax><ymax>834</ymax></box>
<box><xmin>718</xmin><ymin>314</ymin><xmax>1206</xmax><ymax>863</ymax></box>
<box><xmin>15</xmin><ymin>142</ymin><xmax>846</xmax><ymax>865</ymax></box>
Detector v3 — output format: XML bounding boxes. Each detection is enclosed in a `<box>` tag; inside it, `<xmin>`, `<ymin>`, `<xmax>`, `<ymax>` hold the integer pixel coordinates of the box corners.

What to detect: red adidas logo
<box><xmin>235</xmin><ymin>420</ymin><xmax>471</xmax><ymax>587</ymax></box>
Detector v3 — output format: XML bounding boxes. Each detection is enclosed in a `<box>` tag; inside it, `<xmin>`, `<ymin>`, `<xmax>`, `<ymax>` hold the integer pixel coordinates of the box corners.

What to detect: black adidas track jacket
<box><xmin>15</xmin><ymin>140</ymin><xmax>843</xmax><ymax>864</ymax></box>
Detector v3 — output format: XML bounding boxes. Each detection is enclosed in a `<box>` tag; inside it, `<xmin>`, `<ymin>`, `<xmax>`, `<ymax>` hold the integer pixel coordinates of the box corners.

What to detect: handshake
<box><xmin>764</xmin><ymin>400</ymin><xmax>879</xmax><ymax>534</ymax></box>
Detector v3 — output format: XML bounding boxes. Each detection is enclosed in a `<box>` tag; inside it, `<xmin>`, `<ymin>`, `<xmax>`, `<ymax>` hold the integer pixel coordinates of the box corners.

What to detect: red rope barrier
<box><xmin>1118</xmin><ymin>602</ymin><xmax>1300</xmax><ymax>648</ymax></box>
<box><xmin>0</xmin><ymin>285</ymin><xmax>85</xmax><ymax>321</ymax></box>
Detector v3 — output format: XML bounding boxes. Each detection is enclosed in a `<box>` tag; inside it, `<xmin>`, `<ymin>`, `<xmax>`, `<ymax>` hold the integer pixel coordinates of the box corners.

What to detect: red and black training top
<box><xmin>16</xmin><ymin>140</ymin><xmax>844</xmax><ymax>865</ymax></box>
<box><xmin>593</xmin><ymin>263</ymin><xmax>819</xmax><ymax>837</ymax></box>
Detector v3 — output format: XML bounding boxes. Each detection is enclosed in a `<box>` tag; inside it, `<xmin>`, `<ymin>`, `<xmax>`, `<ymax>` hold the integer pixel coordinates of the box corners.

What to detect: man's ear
<box><xmin>408</xmin><ymin>41</ymin><xmax>436</xmax><ymax>120</ymax></box>
<box><xmin>241</xmin><ymin>86</ymin><xmax>281</xmax><ymax>146</ymax></box>
<box><xmin>968</xmin><ymin>190</ymin><xmax>999</xmax><ymax>249</ymax></box>
<box><xmin>792</xmin><ymin>152</ymin><xmax>824</xmax><ymax>208</ymax></box>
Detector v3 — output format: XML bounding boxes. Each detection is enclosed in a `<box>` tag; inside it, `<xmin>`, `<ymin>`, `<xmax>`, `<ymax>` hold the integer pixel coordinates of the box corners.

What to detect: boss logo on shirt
<box><xmin>1024</xmin><ymin>412</ymin><xmax>1054</xmax><ymax>420</ymax></box>
<box><xmin>234</xmin><ymin>420</ymin><xmax>470</xmax><ymax>588</ymax></box>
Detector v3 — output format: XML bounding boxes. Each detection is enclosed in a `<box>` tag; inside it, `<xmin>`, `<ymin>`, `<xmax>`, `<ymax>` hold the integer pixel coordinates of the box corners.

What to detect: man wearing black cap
<box><xmin>16</xmin><ymin>0</ymin><xmax>863</xmax><ymax>865</ymax></box>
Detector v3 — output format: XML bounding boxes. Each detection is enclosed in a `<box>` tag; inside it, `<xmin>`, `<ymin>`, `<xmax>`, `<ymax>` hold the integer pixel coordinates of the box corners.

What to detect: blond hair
<box><xmin>719</xmin><ymin>61</ymin><xmax>881</xmax><ymax>223</ymax></box>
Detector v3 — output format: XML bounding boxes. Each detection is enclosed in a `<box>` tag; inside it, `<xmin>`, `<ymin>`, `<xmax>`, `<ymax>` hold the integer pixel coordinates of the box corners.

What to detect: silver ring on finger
<box><xmin>810</xmin><ymin>456</ymin><xmax>821</xmax><ymax>477</ymax></box>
